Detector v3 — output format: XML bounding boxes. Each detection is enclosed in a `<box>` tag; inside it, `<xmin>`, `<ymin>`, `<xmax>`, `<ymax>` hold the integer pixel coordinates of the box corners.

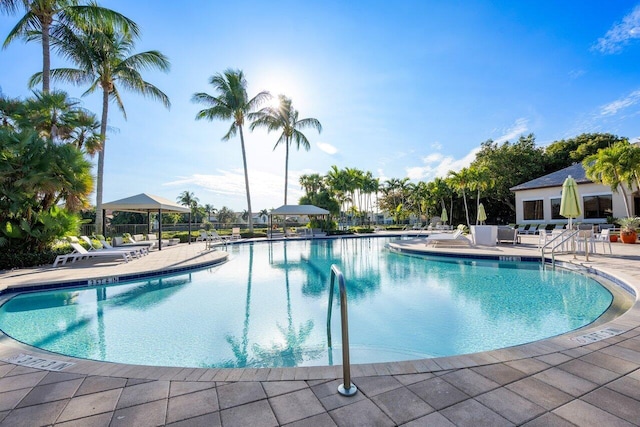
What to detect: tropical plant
<box><xmin>583</xmin><ymin>142</ymin><xmax>637</xmax><ymax>217</ymax></box>
<box><xmin>192</xmin><ymin>69</ymin><xmax>270</xmax><ymax>232</ymax></box>
<box><xmin>34</xmin><ymin>20</ymin><xmax>171</xmax><ymax>233</ymax></box>
<box><xmin>0</xmin><ymin>124</ymin><xmax>92</xmax><ymax>254</ymax></box>
<box><xmin>617</xmin><ymin>216</ymin><xmax>640</xmax><ymax>232</ymax></box>
<box><xmin>250</xmin><ymin>94</ymin><xmax>321</xmax><ymax>205</ymax></box>
<box><xmin>216</xmin><ymin>206</ymin><xmax>237</xmax><ymax>225</ymax></box>
<box><xmin>1</xmin><ymin>0</ymin><xmax>138</xmax><ymax>93</ymax></box>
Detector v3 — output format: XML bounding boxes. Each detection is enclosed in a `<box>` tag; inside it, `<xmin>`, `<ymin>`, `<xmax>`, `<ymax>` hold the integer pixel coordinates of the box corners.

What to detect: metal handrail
<box><xmin>541</xmin><ymin>229</ymin><xmax>580</xmax><ymax>267</ymax></box>
<box><xmin>327</xmin><ymin>264</ymin><xmax>358</xmax><ymax>396</ymax></box>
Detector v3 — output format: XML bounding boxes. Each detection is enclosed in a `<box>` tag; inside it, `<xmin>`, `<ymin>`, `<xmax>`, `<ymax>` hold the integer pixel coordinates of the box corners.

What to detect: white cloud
<box><xmin>599</xmin><ymin>90</ymin><xmax>640</xmax><ymax>116</ymax></box>
<box><xmin>494</xmin><ymin>118</ymin><xmax>529</xmax><ymax>144</ymax></box>
<box><xmin>430</xmin><ymin>141</ymin><xmax>443</xmax><ymax>150</ymax></box>
<box><xmin>592</xmin><ymin>5</ymin><xmax>640</xmax><ymax>54</ymax></box>
<box><xmin>403</xmin><ymin>118</ymin><xmax>527</xmax><ymax>182</ymax></box>
<box><xmin>163</xmin><ymin>168</ymin><xmax>303</xmax><ymax>210</ymax></box>
<box><xmin>568</xmin><ymin>69</ymin><xmax>585</xmax><ymax>79</ymax></box>
<box><xmin>405</xmin><ymin>147</ymin><xmax>480</xmax><ymax>181</ymax></box>
<box><xmin>317</xmin><ymin>142</ymin><xmax>338</xmax><ymax>155</ymax></box>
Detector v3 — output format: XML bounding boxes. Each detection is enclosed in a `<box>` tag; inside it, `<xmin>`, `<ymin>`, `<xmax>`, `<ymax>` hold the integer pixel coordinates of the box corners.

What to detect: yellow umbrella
<box><xmin>441</xmin><ymin>207</ymin><xmax>448</xmax><ymax>224</ymax></box>
<box><xmin>560</xmin><ymin>175</ymin><xmax>581</xmax><ymax>229</ymax></box>
<box><xmin>477</xmin><ymin>203</ymin><xmax>487</xmax><ymax>224</ymax></box>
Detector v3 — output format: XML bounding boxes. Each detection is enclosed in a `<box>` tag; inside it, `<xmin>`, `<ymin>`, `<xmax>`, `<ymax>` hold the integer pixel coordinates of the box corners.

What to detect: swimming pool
<box><xmin>0</xmin><ymin>237</ymin><xmax>613</xmax><ymax>368</ymax></box>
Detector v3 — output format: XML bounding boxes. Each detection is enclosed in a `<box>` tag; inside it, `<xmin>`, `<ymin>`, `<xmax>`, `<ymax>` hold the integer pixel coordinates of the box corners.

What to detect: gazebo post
<box><xmin>188</xmin><ymin>213</ymin><xmax>192</xmax><ymax>245</ymax></box>
<box><xmin>158</xmin><ymin>208</ymin><xmax>162</xmax><ymax>251</ymax></box>
<box><xmin>102</xmin><ymin>210</ymin><xmax>106</xmax><ymax>237</ymax></box>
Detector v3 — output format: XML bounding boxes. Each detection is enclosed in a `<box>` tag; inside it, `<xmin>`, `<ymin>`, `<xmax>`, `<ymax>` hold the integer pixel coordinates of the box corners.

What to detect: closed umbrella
<box><xmin>560</xmin><ymin>175</ymin><xmax>581</xmax><ymax>230</ymax></box>
<box><xmin>477</xmin><ymin>203</ymin><xmax>487</xmax><ymax>224</ymax></box>
<box><xmin>441</xmin><ymin>207</ymin><xmax>448</xmax><ymax>225</ymax></box>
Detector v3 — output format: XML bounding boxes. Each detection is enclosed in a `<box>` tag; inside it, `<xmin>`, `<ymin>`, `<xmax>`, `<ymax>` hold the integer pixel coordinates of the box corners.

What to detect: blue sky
<box><xmin>2</xmin><ymin>1</ymin><xmax>640</xmax><ymax>212</ymax></box>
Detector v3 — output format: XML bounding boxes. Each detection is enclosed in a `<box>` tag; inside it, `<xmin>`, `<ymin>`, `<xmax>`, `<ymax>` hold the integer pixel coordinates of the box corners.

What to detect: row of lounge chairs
<box><xmin>53</xmin><ymin>236</ymin><xmax>150</xmax><ymax>267</ymax></box>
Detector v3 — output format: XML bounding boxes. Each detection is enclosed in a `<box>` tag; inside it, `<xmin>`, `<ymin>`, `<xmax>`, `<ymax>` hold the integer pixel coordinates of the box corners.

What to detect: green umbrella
<box><xmin>477</xmin><ymin>203</ymin><xmax>487</xmax><ymax>224</ymax></box>
<box><xmin>441</xmin><ymin>207</ymin><xmax>448</xmax><ymax>224</ymax></box>
<box><xmin>560</xmin><ymin>175</ymin><xmax>581</xmax><ymax>229</ymax></box>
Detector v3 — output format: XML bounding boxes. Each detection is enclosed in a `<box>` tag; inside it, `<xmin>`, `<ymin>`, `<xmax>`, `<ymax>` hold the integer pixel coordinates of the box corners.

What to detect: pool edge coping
<box><xmin>0</xmin><ymin>240</ymin><xmax>638</xmax><ymax>382</ymax></box>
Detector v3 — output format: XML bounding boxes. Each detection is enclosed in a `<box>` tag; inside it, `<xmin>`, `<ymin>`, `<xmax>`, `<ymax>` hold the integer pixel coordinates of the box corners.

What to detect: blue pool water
<box><xmin>0</xmin><ymin>237</ymin><xmax>613</xmax><ymax>368</ymax></box>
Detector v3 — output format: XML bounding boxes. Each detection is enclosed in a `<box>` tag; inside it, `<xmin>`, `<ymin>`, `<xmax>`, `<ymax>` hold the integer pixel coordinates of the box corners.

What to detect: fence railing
<box><xmin>81</xmin><ymin>223</ymin><xmax>270</xmax><ymax>237</ymax></box>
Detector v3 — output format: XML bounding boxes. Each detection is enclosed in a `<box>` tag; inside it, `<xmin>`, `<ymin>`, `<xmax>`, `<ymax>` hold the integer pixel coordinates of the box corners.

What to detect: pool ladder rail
<box><xmin>326</xmin><ymin>264</ymin><xmax>358</xmax><ymax>397</ymax></box>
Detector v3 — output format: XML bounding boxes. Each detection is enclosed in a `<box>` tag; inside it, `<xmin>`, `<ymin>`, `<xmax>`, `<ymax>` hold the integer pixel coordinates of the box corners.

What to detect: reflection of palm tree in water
<box><xmin>252</xmin><ymin>244</ymin><xmax>322</xmax><ymax>367</ymax></box>
<box><xmin>223</xmin><ymin>245</ymin><xmax>254</xmax><ymax>367</ymax></box>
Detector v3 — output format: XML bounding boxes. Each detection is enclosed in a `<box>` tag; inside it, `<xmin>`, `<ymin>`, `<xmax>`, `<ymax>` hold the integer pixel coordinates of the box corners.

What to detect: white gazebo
<box><xmin>102</xmin><ymin>193</ymin><xmax>191</xmax><ymax>250</ymax></box>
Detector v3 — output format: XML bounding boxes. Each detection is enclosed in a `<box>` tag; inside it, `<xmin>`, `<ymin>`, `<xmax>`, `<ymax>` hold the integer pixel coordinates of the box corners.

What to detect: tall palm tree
<box><xmin>1</xmin><ymin>0</ymin><xmax>138</xmax><ymax>93</ymax></box>
<box><xmin>250</xmin><ymin>95</ymin><xmax>321</xmax><ymax>205</ymax></box>
<box><xmin>32</xmin><ymin>23</ymin><xmax>170</xmax><ymax>233</ymax></box>
<box><xmin>177</xmin><ymin>191</ymin><xmax>199</xmax><ymax>223</ymax></box>
<box><xmin>448</xmin><ymin>168</ymin><xmax>472</xmax><ymax>226</ymax></box>
<box><xmin>192</xmin><ymin>69</ymin><xmax>269</xmax><ymax>233</ymax></box>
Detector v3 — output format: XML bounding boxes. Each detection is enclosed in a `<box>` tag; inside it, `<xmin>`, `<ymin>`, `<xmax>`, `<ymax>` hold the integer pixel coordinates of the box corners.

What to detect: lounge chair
<box><xmin>199</xmin><ymin>230</ymin><xmax>227</xmax><ymax>249</ymax></box>
<box><xmin>92</xmin><ymin>236</ymin><xmax>149</xmax><ymax>256</ymax></box>
<box><xmin>230</xmin><ymin>227</ymin><xmax>241</xmax><ymax>241</ymax></box>
<box><xmin>145</xmin><ymin>234</ymin><xmax>173</xmax><ymax>246</ymax></box>
<box><xmin>113</xmin><ymin>235</ymin><xmax>156</xmax><ymax>250</ymax></box>
<box><xmin>423</xmin><ymin>230</ymin><xmax>472</xmax><ymax>247</ymax></box>
<box><xmin>53</xmin><ymin>242</ymin><xmax>135</xmax><ymax>267</ymax></box>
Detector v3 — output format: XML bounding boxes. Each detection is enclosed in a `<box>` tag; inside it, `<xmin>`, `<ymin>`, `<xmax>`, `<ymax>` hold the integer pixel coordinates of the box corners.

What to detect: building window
<box><xmin>583</xmin><ymin>195</ymin><xmax>612</xmax><ymax>219</ymax></box>
<box><xmin>523</xmin><ymin>200</ymin><xmax>544</xmax><ymax>220</ymax></box>
<box><xmin>551</xmin><ymin>198</ymin><xmax>562</xmax><ymax>219</ymax></box>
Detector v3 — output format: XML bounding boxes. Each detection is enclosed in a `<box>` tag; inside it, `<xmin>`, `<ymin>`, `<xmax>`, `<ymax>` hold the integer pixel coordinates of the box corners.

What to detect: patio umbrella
<box><xmin>560</xmin><ymin>175</ymin><xmax>581</xmax><ymax>230</ymax></box>
<box><xmin>441</xmin><ymin>207</ymin><xmax>448</xmax><ymax>224</ymax></box>
<box><xmin>477</xmin><ymin>203</ymin><xmax>487</xmax><ymax>224</ymax></box>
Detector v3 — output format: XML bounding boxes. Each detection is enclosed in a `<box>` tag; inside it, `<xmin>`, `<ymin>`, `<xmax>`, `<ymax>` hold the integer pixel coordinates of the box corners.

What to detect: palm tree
<box><xmin>177</xmin><ymin>191</ymin><xmax>199</xmax><ymax>222</ymax></box>
<box><xmin>1</xmin><ymin>0</ymin><xmax>138</xmax><ymax>93</ymax></box>
<box><xmin>203</xmin><ymin>203</ymin><xmax>217</xmax><ymax>221</ymax></box>
<box><xmin>583</xmin><ymin>142</ymin><xmax>639</xmax><ymax>217</ymax></box>
<box><xmin>448</xmin><ymin>168</ymin><xmax>472</xmax><ymax>226</ymax></box>
<box><xmin>33</xmin><ymin>22</ymin><xmax>170</xmax><ymax>233</ymax></box>
<box><xmin>250</xmin><ymin>95</ymin><xmax>321</xmax><ymax>205</ymax></box>
<box><xmin>192</xmin><ymin>69</ymin><xmax>269</xmax><ymax>233</ymax></box>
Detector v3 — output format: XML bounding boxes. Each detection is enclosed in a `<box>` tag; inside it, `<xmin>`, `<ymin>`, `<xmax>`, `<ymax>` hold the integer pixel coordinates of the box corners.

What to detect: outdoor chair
<box><xmin>423</xmin><ymin>230</ymin><xmax>472</xmax><ymax>247</ymax></box>
<box><xmin>53</xmin><ymin>242</ymin><xmax>136</xmax><ymax>267</ymax></box>
<box><xmin>592</xmin><ymin>228</ymin><xmax>612</xmax><ymax>254</ymax></box>
<box><xmin>94</xmin><ymin>237</ymin><xmax>149</xmax><ymax>256</ymax></box>
<box><xmin>230</xmin><ymin>227</ymin><xmax>241</xmax><ymax>241</ymax></box>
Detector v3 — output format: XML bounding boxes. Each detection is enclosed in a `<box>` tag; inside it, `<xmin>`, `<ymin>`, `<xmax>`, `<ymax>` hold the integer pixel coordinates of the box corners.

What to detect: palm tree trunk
<box><xmin>618</xmin><ymin>183</ymin><xmax>632</xmax><ymax>217</ymax></box>
<box><xmin>41</xmin><ymin>19</ymin><xmax>51</xmax><ymax>93</ymax></box>
<box><xmin>238</xmin><ymin>126</ymin><xmax>254</xmax><ymax>232</ymax></box>
<box><xmin>284</xmin><ymin>138</ymin><xmax>290</xmax><ymax>205</ymax></box>
<box><xmin>95</xmin><ymin>89</ymin><xmax>109</xmax><ymax>234</ymax></box>
<box><xmin>462</xmin><ymin>191</ymin><xmax>470</xmax><ymax>227</ymax></box>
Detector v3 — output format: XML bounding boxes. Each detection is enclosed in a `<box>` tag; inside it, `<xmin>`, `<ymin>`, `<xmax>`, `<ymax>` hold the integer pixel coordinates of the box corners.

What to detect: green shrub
<box><xmin>353</xmin><ymin>227</ymin><xmax>374</xmax><ymax>233</ymax></box>
<box><xmin>0</xmin><ymin>246</ymin><xmax>70</xmax><ymax>270</ymax></box>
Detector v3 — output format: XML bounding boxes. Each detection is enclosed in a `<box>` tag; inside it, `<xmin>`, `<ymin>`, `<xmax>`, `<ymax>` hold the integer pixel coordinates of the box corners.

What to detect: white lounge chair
<box><xmin>423</xmin><ymin>230</ymin><xmax>472</xmax><ymax>247</ymax></box>
<box><xmin>93</xmin><ymin>236</ymin><xmax>149</xmax><ymax>256</ymax></box>
<box><xmin>113</xmin><ymin>235</ymin><xmax>156</xmax><ymax>250</ymax></box>
<box><xmin>230</xmin><ymin>227</ymin><xmax>241</xmax><ymax>241</ymax></box>
<box><xmin>53</xmin><ymin>242</ymin><xmax>135</xmax><ymax>267</ymax></box>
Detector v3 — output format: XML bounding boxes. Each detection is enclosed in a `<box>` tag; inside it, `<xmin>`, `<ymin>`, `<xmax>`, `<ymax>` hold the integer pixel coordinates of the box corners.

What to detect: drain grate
<box><xmin>2</xmin><ymin>353</ymin><xmax>75</xmax><ymax>371</ymax></box>
<box><xmin>570</xmin><ymin>327</ymin><xmax>625</xmax><ymax>344</ymax></box>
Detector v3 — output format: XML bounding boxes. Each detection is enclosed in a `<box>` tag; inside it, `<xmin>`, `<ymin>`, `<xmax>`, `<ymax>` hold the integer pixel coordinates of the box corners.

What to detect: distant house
<box><xmin>510</xmin><ymin>163</ymin><xmax>639</xmax><ymax>226</ymax></box>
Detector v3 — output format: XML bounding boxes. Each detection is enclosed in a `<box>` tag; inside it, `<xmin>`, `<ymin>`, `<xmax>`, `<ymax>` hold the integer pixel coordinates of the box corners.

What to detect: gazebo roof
<box><xmin>269</xmin><ymin>205</ymin><xmax>330</xmax><ymax>216</ymax></box>
<box><xmin>102</xmin><ymin>193</ymin><xmax>190</xmax><ymax>213</ymax></box>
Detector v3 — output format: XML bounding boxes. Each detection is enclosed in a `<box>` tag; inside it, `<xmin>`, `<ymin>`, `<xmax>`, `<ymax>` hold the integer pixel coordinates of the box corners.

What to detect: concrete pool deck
<box><xmin>0</xmin><ymin>234</ymin><xmax>638</xmax><ymax>426</ymax></box>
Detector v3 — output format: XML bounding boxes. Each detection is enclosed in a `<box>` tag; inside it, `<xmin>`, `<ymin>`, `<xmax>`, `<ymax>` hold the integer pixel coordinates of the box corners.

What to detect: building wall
<box><xmin>514</xmin><ymin>182</ymin><xmax>631</xmax><ymax>225</ymax></box>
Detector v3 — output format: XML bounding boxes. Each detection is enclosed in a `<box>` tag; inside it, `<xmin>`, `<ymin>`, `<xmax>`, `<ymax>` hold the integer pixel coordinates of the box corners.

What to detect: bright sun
<box><xmin>254</xmin><ymin>68</ymin><xmax>306</xmax><ymax>110</ymax></box>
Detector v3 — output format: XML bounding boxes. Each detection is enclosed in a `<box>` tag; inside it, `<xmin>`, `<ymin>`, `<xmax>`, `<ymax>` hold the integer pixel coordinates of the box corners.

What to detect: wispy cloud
<box><xmin>405</xmin><ymin>147</ymin><xmax>480</xmax><ymax>181</ymax></box>
<box><xmin>494</xmin><ymin>118</ymin><xmax>529</xmax><ymax>144</ymax></box>
<box><xmin>403</xmin><ymin>118</ymin><xmax>528</xmax><ymax>181</ymax></box>
<box><xmin>592</xmin><ymin>4</ymin><xmax>640</xmax><ymax>54</ymax></box>
<box><xmin>568</xmin><ymin>69</ymin><xmax>585</xmax><ymax>79</ymax></box>
<box><xmin>317</xmin><ymin>142</ymin><xmax>338</xmax><ymax>155</ymax></box>
<box><xmin>599</xmin><ymin>90</ymin><xmax>640</xmax><ymax>116</ymax></box>
<box><xmin>163</xmin><ymin>169</ymin><xmax>303</xmax><ymax>209</ymax></box>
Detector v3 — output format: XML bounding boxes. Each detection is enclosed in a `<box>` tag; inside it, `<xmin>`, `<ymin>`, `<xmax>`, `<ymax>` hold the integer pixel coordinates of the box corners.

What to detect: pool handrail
<box><xmin>327</xmin><ymin>264</ymin><xmax>358</xmax><ymax>396</ymax></box>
